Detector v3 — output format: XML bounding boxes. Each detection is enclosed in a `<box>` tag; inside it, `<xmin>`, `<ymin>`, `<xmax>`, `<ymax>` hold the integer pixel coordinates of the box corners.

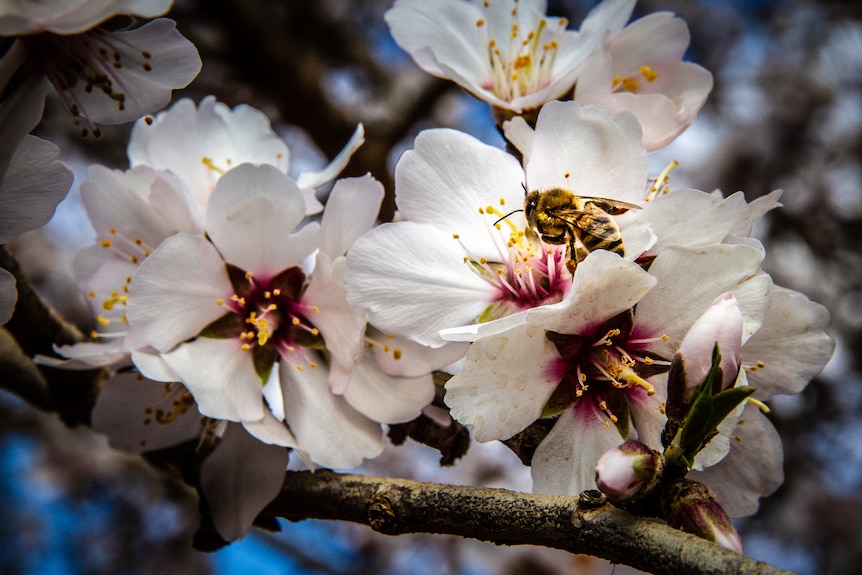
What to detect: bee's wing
<box><xmin>577</xmin><ymin>196</ymin><xmax>641</xmax><ymax>215</ymax></box>
<box><xmin>550</xmin><ymin>206</ymin><xmax>621</xmax><ymax>241</ymax></box>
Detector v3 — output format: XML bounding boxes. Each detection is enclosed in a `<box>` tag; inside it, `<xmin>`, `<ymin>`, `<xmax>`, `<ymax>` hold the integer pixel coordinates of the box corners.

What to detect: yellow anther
<box><xmin>640</xmin><ymin>65</ymin><xmax>658</xmax><ymax>82</ymax></box>
<box><xmin>245</xmin><ymin>271</ymin><xmax>253</xmax><ymax>280</ymax></box>
<box><xmin>216</xmin><ymin>298</ymin><xmax>224</xmax><ymax>306</ymax></box>
<box><xmin>393</xmin><ymin>349</ymin><xmax>402</xmax><ymax>360</ymax></box>
<box><xmin>101</xmin><ymin>239</ymin><xmax>112</xmax><ymax>248</ymax></box>
<box><xmin>292</xmin><ymin>317</ymin><xmax>301</xmax><ymax>325</ymax></box>
<box><xmin>476</xmin><ymin>18</ymin><xmax>484</xmax><ymax>27</ymax></box>
<box><xmin>273</xmin><ymin>289</ymin><xmax>281</xmax><ymax>296</ymax></box>
<box><xmin>310</xmin><ymin>328</ymin><xmax>319</xmax><ymax>336</ymax></box>
<box><xmin>96</xmin><ymin>315</ymin><xmax>110</xmax><ymax>326</ymax></box>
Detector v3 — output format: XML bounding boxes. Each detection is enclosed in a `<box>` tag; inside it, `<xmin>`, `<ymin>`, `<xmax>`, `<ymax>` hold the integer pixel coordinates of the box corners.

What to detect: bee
<box><xmin>524</xmin><ymin>188</ymin><xmax>641</xmax><ymax>274</ymax></box>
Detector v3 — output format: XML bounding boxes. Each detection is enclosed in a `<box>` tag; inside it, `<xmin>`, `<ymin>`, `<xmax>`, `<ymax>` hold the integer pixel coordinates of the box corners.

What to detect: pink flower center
<box><xmin>544</xmin><ymin>310</ymin><xmax>670</xmax><ymax>430</ymax></box>
<box><xmin>454</xmin><ymin>201</ymin><xmax>571</xmax><ymax>323</ymax></box>
<box><xmin>209</xmin><ymin>264</ymin><xmax>323</xmax><ymax>378</ymax></box>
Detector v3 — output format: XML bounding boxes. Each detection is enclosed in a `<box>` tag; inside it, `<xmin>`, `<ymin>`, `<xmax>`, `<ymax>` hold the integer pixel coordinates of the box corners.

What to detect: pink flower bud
<box><xmin>595</xmin><ymin>440</ymin><xmax>663</xmax><ymax>500</ymax></box>
<box><xmin>678</xmin><ymin>292</ymin><xmax>743</xmax><ymax>391</ymax></box>
<box><xmin>665</xmin><ymin>480</ymin><xmax>744</xmax><ymax>554</ymax></box>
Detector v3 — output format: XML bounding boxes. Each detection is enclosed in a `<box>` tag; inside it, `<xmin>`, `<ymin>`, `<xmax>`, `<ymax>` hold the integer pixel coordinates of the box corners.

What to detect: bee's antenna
<box><xmin>494</xmin><ymin>208</ymin><xmax>523</xmax><ymax>225</ymax></box>
<box><xmin>521</xmin><ymin>182</ymin><xmax>528</xmax><ymax>195</ymax></box>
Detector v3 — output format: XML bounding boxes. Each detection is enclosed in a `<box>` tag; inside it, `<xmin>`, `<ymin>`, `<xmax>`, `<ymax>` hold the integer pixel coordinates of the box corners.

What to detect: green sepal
<box><xmin>252</xmin><ymin>344</ymin><xmax>278</xmax><ymax>383</ymax></box>
<box><xmin>477</xmin><ymin>299</ymin><xmax>520</xmax><ymax>323</ymax></box>
<box><xmin>665</xmin><ymin>345</ymin><xmax>755</xmax><ymax>469</ymax></box>
<box><xmin>199</xmin><ymin>312</ymin><xmax>245</xmax><ymax>338</ymax></box>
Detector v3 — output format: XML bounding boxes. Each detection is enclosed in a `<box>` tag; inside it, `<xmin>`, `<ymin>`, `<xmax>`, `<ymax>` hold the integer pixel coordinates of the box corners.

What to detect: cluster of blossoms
<box><xmin>0</xmin><ymin>0</ymin><xmax>835</xmax><ymax>555</ymax></box>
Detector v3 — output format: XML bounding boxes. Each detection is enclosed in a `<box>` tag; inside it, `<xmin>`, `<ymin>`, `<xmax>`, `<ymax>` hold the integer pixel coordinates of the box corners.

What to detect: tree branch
<box><xmin>268</xmin><ymin>470</ymin><xmax>796</xmax><ymax>575</ymax></box>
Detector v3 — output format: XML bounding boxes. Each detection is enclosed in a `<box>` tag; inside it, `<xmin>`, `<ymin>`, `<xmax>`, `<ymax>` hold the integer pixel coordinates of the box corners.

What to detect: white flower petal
<box><xmin>81</xmin><ymin>165</ymin><xmax>198</xmax><ymax>246</ymax></box>
<box><xmin>371</xmin><ymin>329</ymin><xmax>469</xmax><ymax>378</ymax></box>
<box><xmin>527</xmin><ymin>250</ymin><xmax>655</xmax><ymax>335</ymax></box>
<box><xmin>627</xmin><ymin>381</ymin><xmax>667</xmax><ymax>451</ymax></box>
<box><xmin>160</xmin><ymin>337</ymin><xmax>265</xmax><ymax>422</ymax></box>
<box><xmin>0</xmin><ymin>135</ymin><xmax>72</xmax><ymax>243</ymax></box>
<box><xmin>296</xmin><ymin>123</ymin><xmax>365</xmax><ymax>190</ymax></box>
<box><xmin>206</xmin><ymin>164</ymin><xmax>318</xmax><ymax>276</ymax></box>
<box><xmin>439</xmin><ymin>307</ymin><xmax>530</xmax><ymax>343</ymax></box>
<box><xmin>201</xmin><ymin>423</ymin><xmax>290</xmax><ymax>541</ymax></box>
<box><xmin>385</xmin><ymin>0</ymin><xmax>490</xmax><ymax>85</ymax></box>
<box><xmin>343</xmin><ymin>352</ymin><xmax>435</xmax><ymax>424</ymax></box>
<box><xmin>131</xmin><ymin>348</ymin><xmax>179</xmax><ymax>382</ymax></box>
<box><xmin>726</xmin><ymin>190</ymin><xmax>782</xmax><ymax>238</ymax></box>
<box><xmin>49</xmin><ymin>340</ymin><xmax>130</xmax><ymax>369</ymax></box>
<box><xmin>525</xmin><ymin>101</ymin><xmax>647</xmax><ymax>205</ymax></box>
<box><xmin>126</xmin><ymin>234</ymin><xmax>233</xmax><ymax>352</ymax></box>
<box><xmin>0</xmin><ymin>268</ymin><xmax>16</xmax><ymax>325</ymax></box>
<box><xmin>303</xmin><ymin>253</ymin><xmax>365</xmax><ymax>392</ymax></box>
<box><xmin>502</xmin><ymin>115</ymin><xmax>535</xmax><ymax>161</ymax></box>
<box><xmin>319</xmin><ymin>174</ymin><xmax>384</xmax><ymax>259</ymax></box>
<box><xmin>62</xmin><ymin>19</ymin><xmax>200</xmax><ymax>125</ymax></box>
<box><xmin>579</xmin><ymin>0</ymin><xmax>637</xmax><ymax>39</ymax></box>
<box><xmin>689</xmin><ymin>405</ymin><xmax>784</xmax><ymax>518</ymax></box>
<box><xmin>129</xmin><ymin>96</ymin><xmax>290</xmax><ymax>208</ymax></box>
<box><xmin>0</xmin><ymin>0</ymin><xmax>172</xmax><ymax>35</ymax></box>
<box><xmin>635</xmin><ymin>244</ymin><xmax>767</xmax><ymax>355</ymax></box>
<box><xmin>394</xmin><ymin>128</ymin><xmax>527</xmax><ymax>255</ymax></box>
<box><xmin>242</xmin><ymin>408</ymin><xmax>298</xmax><ymax>448</ymax></box>
<box><xmin>608</xmin><ymin>12</ymin><xmax>689</xmax><ymax>71</ymax></box>
<box><xmin>742</xmin><ymin>286</ymin><xmax>834</xmax><ymax>400</ymax></box>
<box><xmin>445</xmin><ymin>322</ymin><xmax>560</xmax><ymax>442</ymax></box>
<box><xmin>280</xmin><ymin>361</ymin><xmax>383</xmax><ymax>469</ymax></box>
<box><xmin>91</xmin><ymin>374</ymin><xmax>202</xmax><ymax>454</ymax></box>
<box><xmin>0</xmin><ymin>68</ymin><xmax>48</xmax><ymax>178</ymax></box>
<box><xmin>346</xmin><ymin>221</ymin><xmax>493</xmax><ymax>347</ymax></box>
<box><xmin>531</xmin><ymin>403</ymin><xmax>626</xmax><ymax>496</ymax></box>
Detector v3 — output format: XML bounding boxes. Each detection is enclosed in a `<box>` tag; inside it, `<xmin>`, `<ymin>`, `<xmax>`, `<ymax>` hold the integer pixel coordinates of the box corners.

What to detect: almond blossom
<box><xmin>385</xmin><ymin>0</ymin><xmax>595</xmax><ymax>116</ymax></box>
<box><xmin>55</xmin><ymin>97</ymin><xmax>362</xmax><ymax>365</ymax></box>
<box><xmin>0</xmin><ymin>0</ymin><xmax>200</xmax><ymax>127</ymax></box>
<box><xmin>574</xmin><ymin>0</ymin><xmax>713</xmax><ymax>150</ymax></box>
<box><xmin>346</xmin><ymin>101</ymin><xmax>652</xmax><ymax>348</ymax></box>
<box><xmin>444</xmin><ymin>243</ymin><xmax>772</xmax><ymax>496</ymax></box>
<box><xmin>125</xmin><ymin>164</ymin><xmax>434</xmax><ymax>469</ymax></box>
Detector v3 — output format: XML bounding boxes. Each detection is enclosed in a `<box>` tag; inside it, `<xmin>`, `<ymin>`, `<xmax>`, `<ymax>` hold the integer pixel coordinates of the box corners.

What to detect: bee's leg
<box><xmin>566</xmin><ymin>235</ymin><xmax>579</xmax><ymax>275</ymax></box>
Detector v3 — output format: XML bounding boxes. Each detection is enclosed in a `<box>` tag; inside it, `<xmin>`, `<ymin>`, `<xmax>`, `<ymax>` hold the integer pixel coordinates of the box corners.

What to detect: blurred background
<box><xmin>2</xmin><ymin>0</ymin><xmax>860</xmax><ymax>573</ymax></box>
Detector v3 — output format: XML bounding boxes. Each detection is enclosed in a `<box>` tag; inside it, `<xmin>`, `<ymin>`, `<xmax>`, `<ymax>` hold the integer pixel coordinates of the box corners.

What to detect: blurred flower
<box><xmin>346</xmin><ymin>102</ymin><xmax>652</xmax><ymax>349</ymax></box>
<box><xmin>0</xmin><ymin>0</ymin><xmax>200</xmax><ymax>127</ymax></box>
<box><xmin>385</xmin><ymin>0</ymin><xmax>595</xmax><ymax>116</ymax></box>
<box><xmin>594</xmin><ymin>439</ymin><xmax>663</xmax><ymax>500</ymax></box>
<box><xmin>91</xmin><ymin>372</ymin><xmax>290</xmax><ymax>541</ymax></box>
<box><xmin>574</xmin><ymin>0</ymin><xmax>713</xmax><ymax>150</ymax></box>
<box><xmin>0</xmin><ymin>74</ymin><xmax>73</xmax><ymax>325</ymax></box>
<box><xmin>445</xmin><ymin>242</ymin><xmax>771</xmax><ymax>497</ymax></box>
<box><xmin>125</xmin><ymin>165</ymin><xmax>434</xmax><ymax>469</ymax></box>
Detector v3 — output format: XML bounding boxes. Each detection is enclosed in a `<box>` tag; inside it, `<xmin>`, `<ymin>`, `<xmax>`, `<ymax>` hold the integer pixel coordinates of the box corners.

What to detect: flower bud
<box><xmin>595</xmin><ymin>440</ymin><xmax>663</xmax><ymax>501</ymax></box>
<box><xmin>678</xmin><ymin>292</ymin><xmax>743</xmax><ymax>392</ymax></box>
<box><xmin>664</xmin><ymin>479</ymin><xmax>744</xmax><ymax>554</ymax></box>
